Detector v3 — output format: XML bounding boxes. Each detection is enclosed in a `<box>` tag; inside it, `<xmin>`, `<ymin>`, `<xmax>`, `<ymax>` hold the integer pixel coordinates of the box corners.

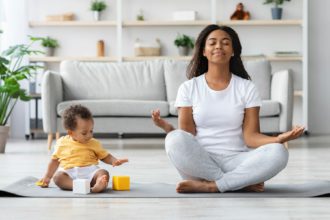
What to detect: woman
<box><xmin>152</xmin><ymin>24</ymin><xmax>304</xmax><ymax>193</ymax></box>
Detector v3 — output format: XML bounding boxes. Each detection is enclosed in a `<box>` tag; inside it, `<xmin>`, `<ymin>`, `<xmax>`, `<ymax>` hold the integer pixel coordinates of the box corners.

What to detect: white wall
<box><xmin>308</xmin><ymin>0</ymin><xmax>330</xmax><ymax>134</ymax></box>
<box><xmin>7</xmin><ymin>0</ymin><xmax>330</xmax><ymax>137</ymax></box>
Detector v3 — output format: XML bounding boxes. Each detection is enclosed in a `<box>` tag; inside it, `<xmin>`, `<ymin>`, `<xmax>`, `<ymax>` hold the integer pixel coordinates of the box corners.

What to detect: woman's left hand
<box><xmin>277</xmin><ymin>125</ymin><xmax>305</xmax><ymax>143</ymax></box>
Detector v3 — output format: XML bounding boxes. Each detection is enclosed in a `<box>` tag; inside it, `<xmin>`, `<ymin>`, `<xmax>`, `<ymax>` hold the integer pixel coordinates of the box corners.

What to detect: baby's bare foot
<box><xmin>176</xmin><ymin>180</ymin><xmax>219</xmax><ymax>193</ymax></box>
<box><xmin>151</xmin><ymin>109</ymin><xmax>174</xmax><ymax>133</ymax></box>
<box><xmin>91</xmin><ymin>175</ymin><xmax>108</xmax><ymax>193</ymax></box>
<box><xmin>243</xmin><ymin>182</ymin><xmax>265</xmax><ymax>192</ymax></box>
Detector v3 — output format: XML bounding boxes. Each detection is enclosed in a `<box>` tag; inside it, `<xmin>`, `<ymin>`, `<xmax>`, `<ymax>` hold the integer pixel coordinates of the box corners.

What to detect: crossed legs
<box><xmin>165</xmin><ymin>130</ymin><xmax>288</xmax><ymax>193</ymax></box>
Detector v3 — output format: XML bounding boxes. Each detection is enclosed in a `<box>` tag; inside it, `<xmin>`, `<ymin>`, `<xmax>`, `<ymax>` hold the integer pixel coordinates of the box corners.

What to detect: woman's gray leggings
<box><xmin>165</xmin><ymin>130</ymin><xmax>289</xmax><ymax>192</ymax></box>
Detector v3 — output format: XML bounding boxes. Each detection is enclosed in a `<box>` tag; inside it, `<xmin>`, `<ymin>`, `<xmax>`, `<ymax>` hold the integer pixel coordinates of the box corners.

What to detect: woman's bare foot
<box><xmin>176</xmin><ymin>180</ymin><xmax>219</xmax><ymax>193</ymax></box>
<box><xmin>91</xmin><ymin>175</ymin><xmax>108</xmax><ymax>193</ymax></box>
<box><xmin>151</xmin><ymin>109</ymin><xmax>174</xmax><ymax>133</ymax></box>
<box><xmin>243</xmin><ymin>182</ymin><xmax>265</xmax><ymax>192</ymax></box>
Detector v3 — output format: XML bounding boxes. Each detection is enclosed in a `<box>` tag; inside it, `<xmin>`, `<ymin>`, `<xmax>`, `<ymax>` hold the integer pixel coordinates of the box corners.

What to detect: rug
<box><xmin>1</xmin><ymin>176</ymin><xmax>330</xmax><ymax>198</ymax></box>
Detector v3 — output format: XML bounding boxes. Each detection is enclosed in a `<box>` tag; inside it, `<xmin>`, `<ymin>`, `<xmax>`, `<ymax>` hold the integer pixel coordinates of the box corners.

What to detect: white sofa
<box><xmin>42</xmin><ymin>59</ymin><xmax>293</xmax><ymax>138</ymax></box>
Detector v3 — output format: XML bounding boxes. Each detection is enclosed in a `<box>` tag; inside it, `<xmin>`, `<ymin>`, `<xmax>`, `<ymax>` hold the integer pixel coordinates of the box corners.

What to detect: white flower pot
<box><xmin>93</xmin><ymin>11</ymin><xmax>101</xmax><ymax>21</ymax></box>
<box><xmin>45</xmin><ymin>47</ymin><xmax>55</xmax><ymax>56</ymax></box>
<box><xmin>178</xmin><ymin>46</ymin><xmax>189</xmax><ymax>56</ymax></box>
<box><xmin>0</xmin><ymin>125</ymin><xmax>10</xmax><ymax>153</ymax></box>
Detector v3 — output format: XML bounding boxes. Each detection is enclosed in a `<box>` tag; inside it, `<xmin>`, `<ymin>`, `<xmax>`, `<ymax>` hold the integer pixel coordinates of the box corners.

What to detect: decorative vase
<box><xmin>45</xmin><ymin>47</ymin><xmax>55</xmax><ymax>56</ymax></box>
<box><xmin>97</xmin><ymin>40</ymin><xmax>105</xmax><ymax>57</ymax></box>
<box><xmin>0</xmin><ymin>125</ymin><xmax>10</xmax><ymax>153</ymax></box>
<box><xmin>271</xmin><ymin>7</ymin><xmax>283</xmax><ymax>20</ymax></box>
<box><xmin>178</xmin><ymin>46</ymin><xmax>189</xmax><ymax>56</ymax></box>
<box><xmin>93</xmin><ymin>11</ymin><xmax>101</xmax><ymax>21</ymax></box>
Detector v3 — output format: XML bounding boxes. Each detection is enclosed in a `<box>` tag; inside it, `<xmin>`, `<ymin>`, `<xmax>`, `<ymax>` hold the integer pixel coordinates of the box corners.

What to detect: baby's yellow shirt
<box><xmin>52</xmin><ymin>135</ymin><xmax>109</xmax><ymax>170</ymax></box>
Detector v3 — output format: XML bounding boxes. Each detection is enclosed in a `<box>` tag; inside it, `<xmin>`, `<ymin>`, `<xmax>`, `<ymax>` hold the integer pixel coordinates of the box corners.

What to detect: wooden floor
<box><xmin>1</xmin><ymin>135</ymin><xmax>330</xmax><ymax>219</ymax></box>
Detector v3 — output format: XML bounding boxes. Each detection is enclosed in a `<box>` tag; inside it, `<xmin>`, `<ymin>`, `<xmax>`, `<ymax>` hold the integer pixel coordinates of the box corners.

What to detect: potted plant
<box><xmin>263</xmin><ymin>0</ymin><xmax>291</xmax><ymax>20</ymax></box>
<box><xmin>136</xmin><ymin>9</ymin><xmax>144</xmax><ymax>21</ymax></box>
<box><xmin>0</xmin><ymin>36</ymin><xmax>42</xmax><ymax>153</ymax></box>
<box><xmin>90</xmin><ymin>0</ymin><xmax>107</xmax><ymax>21</ymax></box>
<box><xmin>40</xmin><ymin>36</ymin><xmax>59</xmax><ymax>56</ymax></box>
<box><xmin>174</xmin><ymin>34</ymin><xmax>194</xmax><ymax>56</ymax></box>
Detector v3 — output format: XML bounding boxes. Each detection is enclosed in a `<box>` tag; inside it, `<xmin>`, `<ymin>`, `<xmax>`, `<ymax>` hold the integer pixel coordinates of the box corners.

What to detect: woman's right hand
<box><xmin>151</xmin><ymin>109</ymin><xmax>174</xmax><ymax>133</ymax></box>
<box><xmin>277</xmin><ymin>125</ymin><xmax>305</xmax><ymax>144</ymax></box>
<box><xmin>151</xmin><ymin>109</ymin><xmax>162</xmax><ymax>126</ymax></box>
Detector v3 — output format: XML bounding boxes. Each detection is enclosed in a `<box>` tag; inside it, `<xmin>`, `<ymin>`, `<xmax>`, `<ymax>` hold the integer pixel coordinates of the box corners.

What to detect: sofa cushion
<box><xmin>164</xmin><ymin>60</ymin><xmax>189</xmax><ymax>102</ymax></box>
<box><xmin>259</xmin><ymin>100</ymin><xmax>280</xmax><ymax>117</ymax></box>
<box><xmin>169</xmin><ymin>100</ymin><xmax>280</xmax><ymax>117</ymax></box>
<box><xmin>169</xmin><ymin>101</ymin><xmax>177</xmax><ymax>116</ymax></box>
<box><xmin>243</xmin><ymin>59</ymin><xmax>271</xmax><ymax>100</ymax></box>
<box><xmin>60</xmin><ymin>60</ymin><xmax>166</xmax><ymax>101</ymax></box>
<box><xmin>57</xmin><ymin>100</ymin><xmax>169</xmax><ymax>117</ymax></box>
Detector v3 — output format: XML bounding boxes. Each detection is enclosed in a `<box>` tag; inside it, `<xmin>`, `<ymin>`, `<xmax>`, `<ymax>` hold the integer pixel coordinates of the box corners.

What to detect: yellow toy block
<box><xmin>35</xmin><ymin>180</ymin><xmax>47</xmax><ymax>187</ymax></box>
<box><xmin>112</xmin><ymin>176</ymin><xmax>130</xmax><ymax>191</ymax></box>
<box><xmin>35</xmin><ymin>180</ymin><xmax>44</xmax><ymax>186</ymax></box>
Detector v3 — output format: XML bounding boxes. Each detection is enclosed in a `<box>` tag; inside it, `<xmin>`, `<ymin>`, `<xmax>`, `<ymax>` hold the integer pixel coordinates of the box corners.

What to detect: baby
<box><xmin>38</xmin><ymin>104</ymin><xmax>128</xmax><ymax>193</ymax></box>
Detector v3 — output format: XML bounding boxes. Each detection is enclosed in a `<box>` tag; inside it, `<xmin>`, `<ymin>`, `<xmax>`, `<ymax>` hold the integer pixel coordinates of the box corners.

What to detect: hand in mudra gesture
<box><xmin>277</xmin><ymin>126</ymin><xmax>305</xmax><ymax>144</ymax></box>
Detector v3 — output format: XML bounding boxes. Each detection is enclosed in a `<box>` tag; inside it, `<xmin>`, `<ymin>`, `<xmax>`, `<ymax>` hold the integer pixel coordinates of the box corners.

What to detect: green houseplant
<box><xmin>90</xmin><ymin>0</ymin><xmax>107</xmax><ymax>21</ymax></box>
<box><xmin>0</xmin><ymin>36</ymin><xmax>42</xmax><ymax>153</ymax></box>
<box><xmin>40</xmin><ymin>36</ymin><xmax>59</xmax><ymax>56</ymax></box>
<box><xmin>174</xmin><ymin>34</ymin><xmax>194</xmax><ymax>56</ymax></box>
<box><xmin>263</xmin><ymin>0</ymin><xmax>291</xmax><ymax>20</ymax></box>
<box><xmin>136</xmin><ymin>9</ymin><xmax>144</xmax><ymax>21</ymax></box>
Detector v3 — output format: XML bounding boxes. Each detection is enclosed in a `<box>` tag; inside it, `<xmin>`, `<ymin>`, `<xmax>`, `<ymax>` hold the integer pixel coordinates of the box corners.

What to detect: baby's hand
<box><xmin>36</xmin><ymin>177</ymin><xmax>51</xmax><ymax>188</ymax></box>
<box><xmin>112</xmin><ymin>158</ymin><xmax>129</xmax><ymax>167</ymax></box>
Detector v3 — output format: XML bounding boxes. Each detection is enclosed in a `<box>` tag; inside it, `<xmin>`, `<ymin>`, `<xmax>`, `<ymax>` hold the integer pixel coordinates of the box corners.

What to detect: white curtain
<box><xmin>1</xmin><ymin>0</ymin><xmax>29</xmax><ymax>49</ymax></box>
<box><xmin>0</xmin><ymin>0</ymin><xmax>4</xmax><ymax>51</ymax></box>
<box><xmin>1</xmin><ymin>0</ymin><xmax>30</xmax><ymax>138</ymax></box>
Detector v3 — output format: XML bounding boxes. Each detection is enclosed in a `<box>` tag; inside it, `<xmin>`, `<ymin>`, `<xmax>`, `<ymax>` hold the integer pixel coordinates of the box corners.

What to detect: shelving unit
<box><xmin>27</xmin><ymin>0</ymin><xmax>308</xmax><ymax>132</ymax></box>
<box><xmin>29</xmin><ymin>56</ymin><xmax>118</xmax><ymax>62</ymax></box>
<box><xmin>122</xmin><ymin>20</ymin><xmax>211</xmax><ymax>27</ymax></box>
<box><xmin>29</xmin><ymin>20</ymin><xmax>302</xmax><ymax>27</ymax></box>
<box><xmin>27</xmin><ymin>93</ymin><xmax>42</xmax><ymax>139</ymax></box>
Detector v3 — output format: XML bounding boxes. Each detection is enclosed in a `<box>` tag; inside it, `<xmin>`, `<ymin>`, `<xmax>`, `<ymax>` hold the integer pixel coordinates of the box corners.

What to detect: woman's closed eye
<box><xmin>221</xmin><ymin>39</ymin><xmax>230</xmax><ymax>45</ymax></box>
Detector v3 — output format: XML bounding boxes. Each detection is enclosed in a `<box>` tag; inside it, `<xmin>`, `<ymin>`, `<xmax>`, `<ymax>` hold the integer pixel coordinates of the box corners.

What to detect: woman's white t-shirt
<box><xmin>175</xmin><ymin>74</ymin><xmax>262</xmax><ymax>154</ymax></box>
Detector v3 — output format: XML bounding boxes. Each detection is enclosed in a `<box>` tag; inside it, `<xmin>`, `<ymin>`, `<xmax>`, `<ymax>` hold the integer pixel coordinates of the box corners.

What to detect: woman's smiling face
<box><xmin>203</xmin><ymin>29</ymin><xmax>234</xmax><ymax>64</ymax></box>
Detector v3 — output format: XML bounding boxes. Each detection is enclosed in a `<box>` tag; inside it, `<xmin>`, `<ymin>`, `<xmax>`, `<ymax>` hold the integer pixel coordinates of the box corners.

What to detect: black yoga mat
<box><xmin>1</xmin><ymin>176</ymin><xmax>330</xmax><ymax>198</ymax></box>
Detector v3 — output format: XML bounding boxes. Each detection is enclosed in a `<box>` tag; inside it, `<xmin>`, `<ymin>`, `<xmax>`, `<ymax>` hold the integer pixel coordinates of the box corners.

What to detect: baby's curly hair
<box><xmin>62</xmin><ymin>105</ymin><xmax>93</xmax><ymax>131</ymax></box>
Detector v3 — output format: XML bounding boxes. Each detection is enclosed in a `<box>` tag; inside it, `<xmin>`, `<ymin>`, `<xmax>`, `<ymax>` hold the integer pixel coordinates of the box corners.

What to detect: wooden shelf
<box><xmin>123</xmin><ymin>56</ymin><xmax>191</xmax><ymax>61</ymax></box>
<box><xmin>29</xmin><ymin>20</ymin><xmax>302</xmax><ymax>27</ymax></box>
<box><xmin>123</xmin><ymin>20</ymin><xmax>211</xmax><ymax>27</ymax></box>
<box><xmin>294</xmin><ymin>90</ymin><xmax>303</xmax><ymax>97</ymax></box>
<box><xmin>125</xmin><ymin>55</ymin><xmax>302</xmax><ymax>62</ymax></box>
<box><xmin>30</xmin><ymin>128</ymin><xmax>44</xmax><ymax>134</ymax></box>
<box><xmin>29</xmin><ymin>55</ymin><xmax>302</xmax><ymax>63</ymax></box>
<box><xmin>220</xmin><ymin>20</ymin><xmax>302</xmax><ymax>26</ymax></box>
<box><xmin>29</xmin><ymin>21</ymin><xmax>117</xmax><ymax>27</ymax></box>
<box><xmin>29</xmin><ymin>93</ymin><xmax>41</xmax><ymax>98</ymax></box>
<box><xmin>29</xmin><ymin>56</ymin><xmax>118</xmax><ymax>62</ymax></box>
<box><xmin>264</xmin><ymin>56</ymin><xmax>302</xmax><ymax>62</ymax></box>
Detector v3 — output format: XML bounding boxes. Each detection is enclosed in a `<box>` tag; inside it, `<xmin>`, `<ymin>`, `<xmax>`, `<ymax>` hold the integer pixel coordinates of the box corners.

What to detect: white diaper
<box><xmin>60</xmin><ymin>165</ymin><xmax>100</xmax><ymax>182</ymax></box>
